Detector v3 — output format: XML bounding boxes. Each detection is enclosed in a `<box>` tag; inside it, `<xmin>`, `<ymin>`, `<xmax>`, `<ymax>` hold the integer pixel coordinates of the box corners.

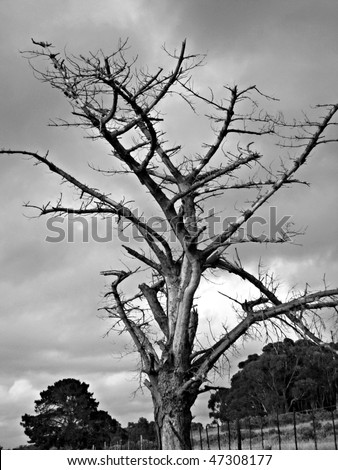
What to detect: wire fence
<box><xmin>104</xmin><ymin>437</ymin><xmax>157</xmax><ymax>450</ymax></box>
<box><xmin>191</xmin><ymin>407</ymin><xmax>338</xmax><ymax>450</ymax></box>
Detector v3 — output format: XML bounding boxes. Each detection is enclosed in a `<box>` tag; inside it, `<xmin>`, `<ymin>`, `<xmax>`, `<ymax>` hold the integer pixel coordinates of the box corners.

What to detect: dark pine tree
<box><xmin>21</xmin><ymin>378</ymin><xmax>122</xmax><ymax>449</ymax></box>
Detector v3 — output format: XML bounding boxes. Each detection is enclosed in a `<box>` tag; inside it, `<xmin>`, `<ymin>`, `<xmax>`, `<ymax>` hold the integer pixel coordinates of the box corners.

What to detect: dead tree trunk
<box><xmin>148</xmin><ymin>368</ymin><xmax>198</xmax><ymax>449</ymax></box>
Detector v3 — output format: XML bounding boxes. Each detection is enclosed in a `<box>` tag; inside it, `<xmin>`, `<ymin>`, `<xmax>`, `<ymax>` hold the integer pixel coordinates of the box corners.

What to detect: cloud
<box><xmin>7</xmin><ymin>380</ymin><xmax>35</xmax><ymax>402</ymax></box>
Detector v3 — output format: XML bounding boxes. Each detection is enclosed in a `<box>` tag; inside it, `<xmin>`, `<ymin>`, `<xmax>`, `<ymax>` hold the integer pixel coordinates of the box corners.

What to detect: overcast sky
<box><xmin>1</xmin><ymin>0</ymin><xmax>338</xmax><ymax>449</ymax></box>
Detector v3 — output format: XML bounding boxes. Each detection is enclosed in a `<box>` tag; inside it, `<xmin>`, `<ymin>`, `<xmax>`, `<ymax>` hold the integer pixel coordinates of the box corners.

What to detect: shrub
<box><xmin>321</xmin><ymin>422</ymin><xmax>333</xmax><ymax>437</ymax></box>
<box><xmin>298</xmin><ymin>425</ymin><xmax>314</xmax><ymax>441</ymax></box>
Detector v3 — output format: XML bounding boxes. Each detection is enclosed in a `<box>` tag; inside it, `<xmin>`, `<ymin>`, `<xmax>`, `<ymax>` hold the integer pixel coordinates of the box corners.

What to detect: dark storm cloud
<box><xmin>1</xmin><ymin>0</ymin><xmax>338</xmax><ymax>448</ymax></box>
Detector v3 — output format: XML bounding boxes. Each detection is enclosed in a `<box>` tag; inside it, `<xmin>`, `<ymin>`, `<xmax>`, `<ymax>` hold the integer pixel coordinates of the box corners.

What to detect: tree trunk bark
<box><xmin>149</xmin><ymin>369</ymin><xmax>198</xmax><ymax>450</ymax></box>
<box><xmin>159</xmin><ymin>407</ymin><xmax>192</xmax><ymax>449</ymax></box>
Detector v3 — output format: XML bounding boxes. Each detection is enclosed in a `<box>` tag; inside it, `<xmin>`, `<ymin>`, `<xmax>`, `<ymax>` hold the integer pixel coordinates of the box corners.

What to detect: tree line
<box><xmin>209</xmin><ymin>339</ymin><xmax>338</xmax><ymax>421</ymax></box>
<box><xmin>18</xmin><ymin>337</ymin><xmax>338</xmax><ymax>449</ymax></box>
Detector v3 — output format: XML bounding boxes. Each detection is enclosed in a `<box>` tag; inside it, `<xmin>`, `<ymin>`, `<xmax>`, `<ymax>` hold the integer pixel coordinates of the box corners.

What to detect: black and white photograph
<box><xmin>1</xmin><ymin>0</ymin><xmax>338</xmax><ymax>455</ymax></box>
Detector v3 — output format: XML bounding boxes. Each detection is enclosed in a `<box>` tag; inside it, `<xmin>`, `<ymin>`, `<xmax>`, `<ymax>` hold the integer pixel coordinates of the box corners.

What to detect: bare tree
<box><xmin>1</xmin><ymin>39</ymin><xmax>338</xmax><ymax>449</ymax></box>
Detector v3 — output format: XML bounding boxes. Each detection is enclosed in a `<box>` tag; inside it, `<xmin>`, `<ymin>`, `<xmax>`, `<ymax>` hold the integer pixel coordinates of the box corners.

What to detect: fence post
<box><xmin>260</xmin><ymin>416</ymin><xmax>264</xmax><ymax>449</ymax></box>
<box><xmin>227</xmin><ymin>420</ymin><xmax>231</xmax><ymax>450</ymax></box>
<box><xmin>293</xmin><ymin>410</ymin><xmax>298</xmax><ymax>450</ymax></box>
<box><xmin>276</xmin><ymin>410</ymin><xmax>282</xmax><ymax>450</ymax></box>
<box><xmin>190</xmin><ymin>428</ymin><xmax>194</xmax><ymax>450</ymax></box>
<box><xmin>248</xmin><ymin>417</ymin><xmax>252</xmax><ymax>450</ymax></box>
<box><xmin>217</xmin><ymin>423</ymin><xmax>221</xmax><ymax>450</ymax></box>
<box><xmin>236</xmin><ymin>419</ymin><xmax>242</xmax><ymax>450</ymax></box>
<box><xmin>311</xmin><ymin>410</ymin><xmax>318</xmax><ymax>450</ymax></box>
<box><xmin>331</xmin><ymin>409</ymin><xmax>337</xmax><ymax>450</ymax></box>
<box><xmin>199</xmin><ymin>425</ymin><xmax>203</xmax><ymax>450</ymax></box>
<box><xmin>206</xmin><ymin>426</ymin><xmax>210</xmax><ymax>450</ymax></box>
